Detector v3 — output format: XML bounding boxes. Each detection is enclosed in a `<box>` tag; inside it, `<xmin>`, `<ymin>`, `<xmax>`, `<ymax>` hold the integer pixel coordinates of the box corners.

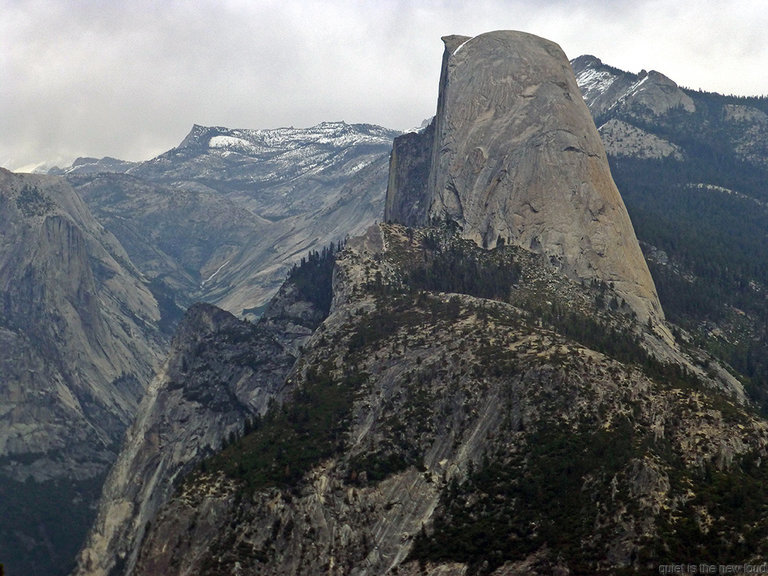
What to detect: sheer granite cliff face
<box><xmin>0</xmin><ymin>168</ymin><xmax>166</xmax><ymax>576</ymax></box>
<box><xmin>0</xmin><ymin>170</ymin><xmax>164</xmax><ymax>472</ymax></box>
<box><xmin>385</xmin><ymin>31</ymin><xmax>663</xmax><ymax>325</ymax></box>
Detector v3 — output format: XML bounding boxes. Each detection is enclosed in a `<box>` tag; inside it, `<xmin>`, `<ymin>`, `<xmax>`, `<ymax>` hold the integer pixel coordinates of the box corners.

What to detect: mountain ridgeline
<box><xmin>1</xmin><ymin>122</ymin><xmax>395</xmax><ymax>576</ymax></box>
<box><xmin>128</xmin><ymin>226</ymin><xmax>767</xmax><ymax>575</ymax></box>
<box><xmin>77</xmin><ymin>31</ymin><xmax>768</xmax><ymax>576</ymax></box>
<box><xmin>64</xmin><ymin>121</ymin><xmax>398</xmax><ymax>318</ymax></box>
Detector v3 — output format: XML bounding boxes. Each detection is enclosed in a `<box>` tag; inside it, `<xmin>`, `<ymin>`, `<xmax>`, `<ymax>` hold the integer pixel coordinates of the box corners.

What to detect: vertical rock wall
<box><xmin>386</xmin><ymin>31</ymin><xmax>664</xmax><ymax>323</ymax></box>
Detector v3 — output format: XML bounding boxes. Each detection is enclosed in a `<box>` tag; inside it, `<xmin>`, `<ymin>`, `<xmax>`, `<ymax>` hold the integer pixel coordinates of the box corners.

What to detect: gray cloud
<box><xmin>2</xmin><ymin>0</ymin><xmax>766</xmax><ymax>171</ymax></box>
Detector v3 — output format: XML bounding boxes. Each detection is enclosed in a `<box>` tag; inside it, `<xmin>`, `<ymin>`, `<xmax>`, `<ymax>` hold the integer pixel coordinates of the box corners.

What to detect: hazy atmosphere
<box><xmin>3</xmin><ymin>0</ymin><xmax>767</xmax><ymax>171</ymax></box>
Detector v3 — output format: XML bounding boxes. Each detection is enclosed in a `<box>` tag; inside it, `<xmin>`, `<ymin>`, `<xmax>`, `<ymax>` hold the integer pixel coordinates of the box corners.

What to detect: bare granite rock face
<box><xmin>0</xmin><ymin>168</ymin><xmax>167</xmax><ymax>576</ymax></box>
<box><xmin>385</xmin><ymin>121</ymin><xmax>434</xmax><ymax>227</ymax></box>
<box><xmin>597</xmin><ymin>118</ymin><xmax>683</xmax><ymax>160</ymax></box>
<box><xmin>0</xmin><ymin>170</ymin><xmax>165</xmax><ymax>473</ymax></box>
<box><xmin>386</xmin><ymin>31</ymin><xmax>663</xmax><ymax>325</ymax></box>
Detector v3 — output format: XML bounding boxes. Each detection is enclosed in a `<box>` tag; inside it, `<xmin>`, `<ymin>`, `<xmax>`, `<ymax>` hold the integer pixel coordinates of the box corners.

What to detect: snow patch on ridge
<box><xmin>575</xmin><ymin>67</ymin><xmax>618</xmax><ymax>106</ymax></box>
<box><xmin>207</xmin><ymin>123</ymin><xmax>397</xmax><ymax>154</ymax></box>
<box><xmin>209</xmin><ymin>136</ymin><xmax>257</xmax><ymax>152</ymax></box>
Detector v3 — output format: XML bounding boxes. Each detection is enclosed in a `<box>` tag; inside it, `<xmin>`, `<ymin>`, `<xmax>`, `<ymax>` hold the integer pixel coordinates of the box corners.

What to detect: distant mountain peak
<box><xmin>177</xmin><ymin>124</ymin><xmax>217</xmax><ymax>149</ymax></box>
<box><xmin>47</xmin><ymin>156</ymin><xmax>138</xmax><ymax>176</ymax></box>
<box><xmin>572</xmin><ymin>55</ymin><xmax>695</xmax><ymax>117</ymax></box>
<box><xmin>570</xmin><ymin>54</ymin><xmax>603</xmax><ymax>68</ymax></box>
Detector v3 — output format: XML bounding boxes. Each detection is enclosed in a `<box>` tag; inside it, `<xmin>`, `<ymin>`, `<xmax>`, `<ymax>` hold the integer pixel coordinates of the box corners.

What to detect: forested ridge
<box><xmin>605</xmin><ymin>86</ymin><xmax>768</xmax><ymax>410</ymax></box>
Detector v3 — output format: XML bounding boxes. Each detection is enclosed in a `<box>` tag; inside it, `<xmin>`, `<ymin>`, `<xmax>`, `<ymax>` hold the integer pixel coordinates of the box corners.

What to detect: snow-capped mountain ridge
<box><xmin>178</xmin><ymin>121</ymin><xmax>397</xmax><ymax>153</ymax></box>
<box><xmin>59</xmin><ymin>120</ymin><xmax>399</xmax><ymax>320</ymax></box>
<box><xmin>571</xmin><ymin>55</ymin><xmax>695</xmax><ymax>119</ymax></box>
<box><xmin>570</xmin><ymin>55</ymin><xmax>700</xmax><ymax>161</ymax></box>
<box><xmin>51</xmin><ymin>122</ymin><xmax>399</xmax><ymax>182</ymax></box>
<box><xmin>571</xmin><ymin>55</ymin><xmax>635</xmax><ymax>111</ymax></box>
<box><xmin>129</xmin><ymin>121</ymin><xmax>400</xmax><ymax>191</ymax></box>
<box><xmin>48</xmin><ymin>156</ymin><xmax>139</xmax><ymax>176</ymax></box>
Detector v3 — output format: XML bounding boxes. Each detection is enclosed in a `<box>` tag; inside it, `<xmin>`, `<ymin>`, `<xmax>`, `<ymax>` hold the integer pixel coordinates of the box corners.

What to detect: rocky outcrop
<box><xmin>74</xmin><ymin>261</ymin><xmax>331</xmax><ymax>576</ymax></box>
<box><xmin>386</xmin><ymin>31</ymin><xmax>663</xmax><ymax>324</ymax></box>
<box><xmin>384</xmin><ymin>120</ymin><xmax>434</xmax><ymax>226</ymax></box>
<box><xmin>0</xmin><ymin>168</ymin><xmax>166</xmax><ymax>576</ymax></box>
<box><xmin>597</xmin><ymin>118</ymin><xmax>683</xmax><ymax>160</ymax></box>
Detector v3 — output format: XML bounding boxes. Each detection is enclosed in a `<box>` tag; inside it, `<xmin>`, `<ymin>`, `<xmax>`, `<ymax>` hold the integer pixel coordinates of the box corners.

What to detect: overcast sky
<box><xmin>3</xmin><ymin>0</ymin><xmax>767</xmax><ymax>171</ymax></box>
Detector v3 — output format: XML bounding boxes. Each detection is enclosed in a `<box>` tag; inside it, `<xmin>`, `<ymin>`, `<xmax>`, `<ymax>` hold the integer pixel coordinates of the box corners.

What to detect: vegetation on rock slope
<box><xmin>160</xmin><ymin>222</ymin><xmax>768</xmax><ymax>575</ymax></box>
<box><xmin>603</xmin><ymin>88</ymin><xmax>768</xmax><ymax>412</ymax></box>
